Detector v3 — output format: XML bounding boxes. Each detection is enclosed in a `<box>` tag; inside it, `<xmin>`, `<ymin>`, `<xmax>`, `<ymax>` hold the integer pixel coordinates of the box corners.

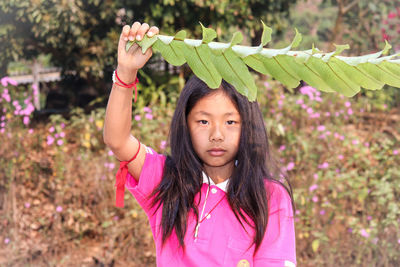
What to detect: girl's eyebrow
<box><xmin>194</xmin><ymin>111</ymin><xmax>239</xmax><ymax>116</ymax></box>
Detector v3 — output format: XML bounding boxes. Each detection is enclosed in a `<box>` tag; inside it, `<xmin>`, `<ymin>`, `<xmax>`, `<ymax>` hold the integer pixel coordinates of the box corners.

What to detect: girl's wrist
<box><xmin>116</xmin><ymin>66</ymin><xmax>138</xmax><ymax>84</ymax></box>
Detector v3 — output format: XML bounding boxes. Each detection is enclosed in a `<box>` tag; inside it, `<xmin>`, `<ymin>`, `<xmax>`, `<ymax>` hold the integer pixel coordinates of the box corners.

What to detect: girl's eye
<box><xmin>226</xmin><ymin>120</ymin><xmax>236</xmax><ymax>125</ymax></box>
<box><xmin>198</xmin><ymin>120</ymin><xmax>208</xmax><ymax>125</ymax></box>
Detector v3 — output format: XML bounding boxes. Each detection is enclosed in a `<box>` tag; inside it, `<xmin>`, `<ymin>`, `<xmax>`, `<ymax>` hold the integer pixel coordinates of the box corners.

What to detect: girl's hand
<box><xmin>117</xmin><ymin>22</ymin><xmax>159</xmax><ymax>84</ymax></box>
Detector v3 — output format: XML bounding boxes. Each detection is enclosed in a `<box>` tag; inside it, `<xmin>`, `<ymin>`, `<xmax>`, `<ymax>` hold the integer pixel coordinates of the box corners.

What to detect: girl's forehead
<box><xmin>190</xmin><ymin>90</ymin><xmax>239</xmax><ymax>115</ymax></box>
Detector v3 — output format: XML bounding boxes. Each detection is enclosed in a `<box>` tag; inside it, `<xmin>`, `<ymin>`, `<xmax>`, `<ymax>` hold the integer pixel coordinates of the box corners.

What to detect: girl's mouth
<box><xmin>208</xmin><ymin>149</ymin><xmax>226</xmax><ymax>156</ymax></box>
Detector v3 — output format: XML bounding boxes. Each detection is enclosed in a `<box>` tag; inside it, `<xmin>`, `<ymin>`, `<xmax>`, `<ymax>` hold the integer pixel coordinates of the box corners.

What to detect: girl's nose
<box><xmin>209</xmin><ymin>124</ymin><xmax>224</xmax><ymax>142</ymax></box>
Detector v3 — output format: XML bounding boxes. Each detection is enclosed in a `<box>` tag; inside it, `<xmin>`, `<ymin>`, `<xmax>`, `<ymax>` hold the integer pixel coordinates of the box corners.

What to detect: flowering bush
<box><xmin>0</xmin><ymin>77</ymin><xmax>36</xmax><ymax>133</ymax></box>
<box><xmin>1</xmin><ymin>75</ymin><xmax>399</xmax><ymax>266</ymax></box>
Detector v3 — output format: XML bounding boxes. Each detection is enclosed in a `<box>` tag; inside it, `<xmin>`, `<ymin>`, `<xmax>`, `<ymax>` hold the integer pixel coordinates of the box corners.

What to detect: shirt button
<box><xmin>237</xmin><ymin>259</ymin><xmax>250</xmax><ymax>267</ymax></box>
<box><xmin>211</xmin><ymin>188</ymin><xmax>217</xmax><ymax>194</ymax></box>
<box><xmin>206</xmin><ymin>214</ymin><xmax>211</xmax><ymax>219</ymax></box>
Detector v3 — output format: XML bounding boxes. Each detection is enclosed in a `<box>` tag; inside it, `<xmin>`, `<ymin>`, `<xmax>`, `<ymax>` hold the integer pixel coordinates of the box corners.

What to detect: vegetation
<box><xmin>1</xmin><ymin>73</ymin><xmax>400</xmax><ymax>266</ymax></box>
<box><xmin>1</xmin><ymin>0</ymin><xmax>399</xmax><ymax>266</ymax></box>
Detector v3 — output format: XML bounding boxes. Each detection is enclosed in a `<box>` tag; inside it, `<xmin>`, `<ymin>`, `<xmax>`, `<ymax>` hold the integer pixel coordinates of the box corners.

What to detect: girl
<box><xmin>104</xmin><ymin>22</ymin><xmax>296</xmax><ymax>267</ymax></box>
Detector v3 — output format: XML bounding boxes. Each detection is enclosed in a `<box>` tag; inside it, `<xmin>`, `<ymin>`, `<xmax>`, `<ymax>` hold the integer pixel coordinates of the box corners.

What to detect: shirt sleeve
<box><xmin>253</xmin><ymin>182</ymin><xmax>297</xmax><ymax>267</ymax></box>
<box><xmin>125</xmin><ymin>145</ymin><xmax>166</xmax><ymax>215</ymax></box>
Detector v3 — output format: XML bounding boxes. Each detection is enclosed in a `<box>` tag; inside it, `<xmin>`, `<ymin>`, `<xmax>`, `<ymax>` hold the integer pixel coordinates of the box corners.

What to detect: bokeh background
<box><xmin>1</xmin><ymin>0</ymin><xmax>400</xmax><ymax>266</ymax></box>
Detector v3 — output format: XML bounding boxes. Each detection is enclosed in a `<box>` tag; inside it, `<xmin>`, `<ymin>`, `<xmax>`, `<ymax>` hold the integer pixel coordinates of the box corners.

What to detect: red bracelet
<box><xmin>114</xmin><ymin>140</ymin><xmax>141</xmax><ymax>207</ymax></box>
<box><xmin>114</xmin><ymin>69</ymin><xmax>139</xmax><ymax>103</ymax></box>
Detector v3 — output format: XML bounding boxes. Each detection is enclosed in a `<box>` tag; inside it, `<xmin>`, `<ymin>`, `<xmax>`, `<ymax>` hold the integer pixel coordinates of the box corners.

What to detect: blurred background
<box><xmin>0</xmin><ymin>0</ymin><xmax>399</xmax><ymax>266</ymax></box>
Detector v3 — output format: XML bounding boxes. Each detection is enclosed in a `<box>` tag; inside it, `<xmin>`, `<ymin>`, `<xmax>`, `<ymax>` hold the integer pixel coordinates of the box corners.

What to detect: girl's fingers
<box><xmin>129</xmin><ymin>22</ymin><xmax>141</xmax><ymax>41</ymax></box>
<box><xmin>122</xmin><ymin>25</ymin><xmax>130</xmax><ymax>41</ymax></box>
<box><xmin>135</xmin><ymin>23</ymin><xmax>149</xmax><ymax>41</ymax></box>
<box><xmin>118</xmin><ymin>25</ymin><xmax>131</xmax><ymax>52</ymax></box>
<box><xmin>147</xmin><ymin>26</ymin><xmax>159</xmax><ymax>37</ymax></box>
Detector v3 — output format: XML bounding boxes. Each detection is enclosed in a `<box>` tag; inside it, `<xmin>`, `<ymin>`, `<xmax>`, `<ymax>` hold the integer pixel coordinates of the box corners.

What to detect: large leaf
<box><xmin>127</xmin><ymin>22</ymin><xmax>400</xmax><ymax>101</ymax></box>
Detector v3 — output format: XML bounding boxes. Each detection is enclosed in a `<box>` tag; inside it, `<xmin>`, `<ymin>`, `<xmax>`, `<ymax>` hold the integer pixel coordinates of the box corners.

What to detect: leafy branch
<box><xmin>127</xmin><ymin>22</ymin><xmax>400</xmax><ymax>101</ymax></box>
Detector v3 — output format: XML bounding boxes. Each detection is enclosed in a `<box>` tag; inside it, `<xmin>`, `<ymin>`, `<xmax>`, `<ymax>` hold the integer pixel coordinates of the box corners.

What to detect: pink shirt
<box><xmin>125</xmin><ymin>146</ymin><xmax>296</xmax><ymax>266</ymax></box>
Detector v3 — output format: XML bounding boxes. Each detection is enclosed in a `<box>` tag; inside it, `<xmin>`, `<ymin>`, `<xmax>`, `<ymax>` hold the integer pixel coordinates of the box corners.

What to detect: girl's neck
<box><xmin>203</xmin><ymin>162</ymin><xmax>234</xmax><ymax>184</ymax></box>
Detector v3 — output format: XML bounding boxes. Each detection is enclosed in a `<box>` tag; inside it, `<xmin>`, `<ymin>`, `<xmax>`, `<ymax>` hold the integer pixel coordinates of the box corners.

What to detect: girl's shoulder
<box><xmin>264</xmin><ymin>179</ymin><xmax>293</xmax><ymax>213</ymax></box>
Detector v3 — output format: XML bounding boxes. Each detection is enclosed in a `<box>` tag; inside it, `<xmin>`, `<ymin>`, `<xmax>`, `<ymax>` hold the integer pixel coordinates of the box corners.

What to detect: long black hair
<box><xmin>148</xmin><ymin>75</ymin><xmax>295</xmax><ymax>254</ymax></box>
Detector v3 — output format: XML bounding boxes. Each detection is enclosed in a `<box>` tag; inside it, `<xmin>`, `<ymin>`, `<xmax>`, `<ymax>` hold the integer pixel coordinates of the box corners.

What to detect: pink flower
<box><xmin>338</xmin><ymin>154</ymin><xmax>344</xmax><ymax>160</ymax></box>
<box><xmin>279</xmin><ymin>145</ymin><xmax>286</xmax><ymax>151</ymax></box>
<box><xmin>318</xmin><ymin>162</ymin><xmax>329</xmax><ymax>169</ymax></box>
<box><xmin>143</xmin><ymin>106</ymin><xmax>152</xmax><ymax>113</ymax></box>
<box><xmin>108</xmin><ymin>163</ymin><xmax>115</xmax><ymax>170</ymax></box>
<box><xmin>312</xmin><ymin>196</ymin><xmax>319</xmax><ymax>202</ymax></box>
<box><xmin>319</xmin><ymin>209</ymin><xmax>325</xmax><ymax>215</ymax></box>
<box><xmin>56</xmin><ymin>206</ymin><xmax>63</xmax><ymax>212</ymax></box>
<box><xmin>108</xmin><ymin>150</ymin><xmax>114</xmax><ymax>156</ymax></box>
<box><xmin>309</xmin><ymin>184</ymin><xmax>318</xmax><ymax>192</ymax></box>
<box><xmin>360</xmin><ymin>229</ymin><xmax>369</xmax><ymax>238</ymax></box>
<box><xmin>159</xmin><ymin>140</ymin><xmax>167</xmax><ymax>150</ymax></box>
<box><xmin>60</xmin><ymin>122</ymin><xmax>65</xmax><ymax>128</ymax></box>
<box><xmin>364</xmin><ymin>142</ymin><xmax>369</xmax><ymax>147</ymax></box>
<box><xmin>325</xmin><ymin>112</ymin><xmax>331</xmax><ymax>117</ymax></box>
<box><xmin>352</xmin><ymin>139</ymin><xmax>359</xmax><ymax>145</ymax></box>
<box><xmin>286</xmin><ymin>162</ymin><xmax>295</xmax><ymax>171</ymax></box>
<box><xmin>393</xmin><ymin>150</ymin><xmax>398</xmax><ymax>155</ymax></box>
<box><xmin>277</xmin><ymin>100</ymin><xmax>283</xmax><ymax>107</ymax></box>
<box><xmin>59</xmin><ymin>132</ymin><xmax>65</xmax><ymax>138</ymax></box>
<box><xmin>296</xmin><ymin>99</ymin><xmax>304</xmax><ymax>105</ymax></box>
<box><xmin>24</xmin><ymin>202</ymin><xmax>31</xmax><ymax>208</ymax></box>
<box><xmin>145</xmin><ymin>113</ymin><xmax>153</xmax><ymax>120</ymax></box>
<box><xmin>4</xmin><ymin>238</ymin><xmax>10</xmax><ymax>244</ymax></box>
<box><xmin>47</xmin><ymin>135</ymin><xmax>54</xmax><ymax>145</ymax></box>
<box><xmin>264</xmin><ymin>81</ymin><xmax>271</xmax><ymax>89</ymax></box>
<box><xmin>388</xmin><ymin>12</ymin><xmax>396</xmax><ymax>19</ymax></box>
<box><xmin>57</xmin><ymin>139</ymin><xmax>63</xmax><ymax>146</ymax></box>
<box><xmin>313</xmin><ymin>173</ymin><xmax>318</xmax><ymax>180</ymax></box>
<box><xmin>28</xmin><ymin>129</ymin><xmax>33</xmax><ymax>134</ymax></box>
<box><xmin>317</xmin><ymin>125</ymin><xmax>325</xmax><ymax>131</ymax></box>
<box><xmin>310</xmin><ymin>113</ymin><xmax>320</xmax><ymax>118</ymax></box>
<box><xmin>49</xmin><ymin>126</ymin><xmax>55</xmax><ymax>133</ymax></box>
<box><xmin>1</xmin><ymin>77</ymin><xmax>18</xmax><ymax>87</ymax></box>
<box><xmin>307</xmin><ymin>107</ymin><xmax>313</xmax><ymax>114</ymax></box>
<box><xmin>134</xmin><ymin>115</ymin><xmax>141</xmax><ymax>121</ymax></box>
<box><xmin>345</xmin><ymin>101</ymin><xmax>351</xmax><ymax>107</ymax></box>
<box><xmin>367</xmin><ymin>216</ymin><xmax>372</xmax><ymax>221</ymax></box>
<box><xmin>347</xmin><ymin>108</ymin><xmax>353</xmax><ymax>115</ymax></box>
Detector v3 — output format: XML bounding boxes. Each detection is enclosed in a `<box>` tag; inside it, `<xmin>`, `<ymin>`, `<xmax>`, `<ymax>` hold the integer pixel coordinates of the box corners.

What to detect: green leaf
<box><xmin>200</xmin><ymin>22</ymin><xmax>217</xmax><ymax>44</ymax></box>
<box><xmin>176</xmin><ymin>41</ymin><xmax>221</xmax><ymax>88</ymax></box>
<box><xmin>211</xmin><ymin>49</ymin><xmax>257</xmax><ymax>101</ymax></box>
<box><xmin>152</xmin><ymin>39</ymin><xmax>186</xmax><ymax>66</ymax></box>
<box><xmin>260</xmin><ymin>20</ymin><xmax>272</xmax><ymax>46</ymax></box>
<box><xmin>128</xmin><ymin>23</ymin><xmax>400</xmax><ymax>101</ymax></box>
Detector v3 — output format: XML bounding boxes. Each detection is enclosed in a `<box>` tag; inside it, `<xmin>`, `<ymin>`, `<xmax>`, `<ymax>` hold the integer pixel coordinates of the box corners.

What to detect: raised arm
<box><xmin>103</xmin><ymin>22</ymin><xmax>159</xmax><ymax>181</ymax></box>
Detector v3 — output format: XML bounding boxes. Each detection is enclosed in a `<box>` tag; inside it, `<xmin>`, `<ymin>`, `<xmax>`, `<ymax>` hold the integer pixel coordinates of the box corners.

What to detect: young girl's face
<box><xmin>187</xmin><ymin>89</ymin><xmax>241</xmax><ymax>177</ymax></box>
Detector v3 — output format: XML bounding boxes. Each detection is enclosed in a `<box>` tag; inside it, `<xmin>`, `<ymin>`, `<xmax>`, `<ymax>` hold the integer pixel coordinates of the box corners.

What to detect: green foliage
<box><xmin>0</xmin><ymin>0</ymin><xmax>297</xmax><ymax>78</ymax></box>
<box><xmin>129</xmin><ymin>23</ymin><xmax>400</xmax><ymax>101</ymax></box>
